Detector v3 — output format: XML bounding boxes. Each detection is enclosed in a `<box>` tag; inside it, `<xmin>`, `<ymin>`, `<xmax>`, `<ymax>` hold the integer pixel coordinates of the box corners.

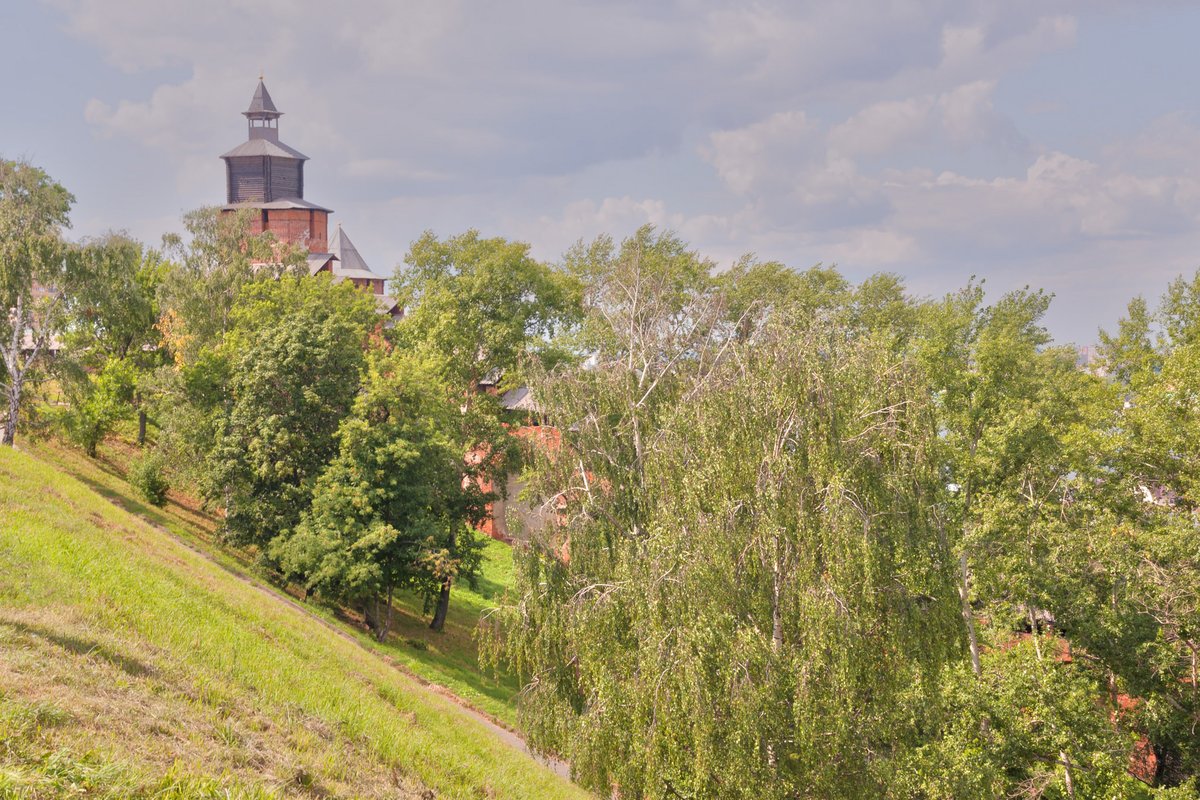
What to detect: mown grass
<box><xmin>28</xmin><ymin>435</ymin><xmax>523</xmax><ymax>726</ymax></box>
<box><xmin>0</xmin><ymin>445</ymin><xmax>584</xmax><ymax>799</ymax></box>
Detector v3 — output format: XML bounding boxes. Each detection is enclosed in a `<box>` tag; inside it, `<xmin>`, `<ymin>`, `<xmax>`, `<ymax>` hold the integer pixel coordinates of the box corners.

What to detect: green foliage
<box><xmin>0</xmin><ymin>158</ymin><xmax>74</xmax><ymax>309</ymax></box>
<box><xmin>1099</xmin><ymin>295</ymin><xmax>1158</xmax><ymax>386</ymax></box>
<box><xmin>156</xmin><ymin>207</ymin><xmax>305</xmax><ymax>363</ymax></box>
<box><xmin>128</xmin><ymin>451</ymin><xmax>170</xmax><ymax>506</ymax></box>
<box><xmin>151</xmin><ymin>208</ymin><xmax>309</xmax><ymax>483</ymax></box>
<box><xmin>390</xmin><ymin>228</ymin><xmax>579</xmax><ymax>629</ymax></box>
<box><xmin>63</xmin><ymin>233</ymin><xmax>165</xmax><ymax>365</ymax></box>
<box><xmin>56</xmin><ymin>357</ymin><xmax>137</xmax><ymax>457</ymax></box>
<box><xmin>901</xmin><ymin>640</ymin><xmax>1149</xmax><ymax>799</ymax></box>
<box><xmin>1053</xmin><ymin>277</ymin><xmax>1200</xmax><ymax>784</ymax></box>
<box><xmin>717</xmin><ymin>257</ymin><xmax>850</xmax><ymax>340</ymax></box>
<box><xmin>482</xmin><ymin>230</ymin><xmax>963</xmax><ymax>798</ymax></box>
<box><xmin>0</xmin><ymin>158</ymin><xmax>75</xmax><ymax>446</ymax></box>
<box><xmin>203</xmin><ymin>275</ymin><xmax>377</xmax><ymax>551</ymax></box>
<box><xmin>273</xmin><ymin>352</ymin><xmax>489</xmax><ymax>639</ymax></box>
<box><xmin>392</xmin><ymin>228</ymin><xmax>581</xmax><ymax>390</ymax></box>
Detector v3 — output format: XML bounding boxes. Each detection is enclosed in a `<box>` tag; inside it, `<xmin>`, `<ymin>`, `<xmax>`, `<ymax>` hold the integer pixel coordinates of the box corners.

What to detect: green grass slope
<box><xmin>0</xmin><ymin>445</ymin><xmax>585</xmax><ymax>799</ymax></box>
<box><xmin>29</xmin><ymin>438</ymin><xmax>522</xmax><ymax>727</ymax></box>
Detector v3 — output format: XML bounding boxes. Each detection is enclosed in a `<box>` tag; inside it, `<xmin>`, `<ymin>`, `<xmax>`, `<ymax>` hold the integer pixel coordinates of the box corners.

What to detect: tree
<box><xmin>910</xmin><ymin>283</ymin><xmax>1060</xmax><ymax>677</ymax></box>
<box><xmin>392</xmin><ymin>229</ymin><xmax>580</xmax><ymax>392</ymax></box>
<box><xmin>1060</xmin><ymin>274</ymin><xmax>1200</xmax><ymax>784</ymax></box>
<box><xmin>1099</xmin><ymin>295</ymin><xmax>1158</xmax><ymax>387</ymax></box>
<box><xmin>273</xmin><ymin>353</ymin><xmax>489</xmax><ymax>640</ymax></box>
<box><xmin>717</xmin><ymin>257</ymin><xmax>848</xmax><ymax>341</ymax></box>
<box><xmin>390</xmin><ymin>229</ymin><xmax>581</xmax><ymax>630</ymax></box>
<box><xmin>0</xmin><ymin>158</ymin><xmax>74</xmax><ymax>446</ymax></box>
<box><xmin>152</xmin><ymin>207</ymin><xmax>309</xmax><ymax>481</ymax></box>
<box><xmin>203</xmin><ymin>275</ymin><xmax>377</xmax><ymax>554</ymax></box>
<box><xmin>62</xmin><ymin>233</ymin><xmax>167</xmax><ymax>444</ymax></box>
<box><xmin>901</xmin><ymin>641</ymin><xmax>1150</xmax><ymax>799</ymax></box>
<box><xmin>56</xmin><ymin>356</ymin><xmax>137</xmax><ymax>457</ymax></box>
<box><xmin>481</xmin><ymin>289</ymin><xmax>962</xmax><ymax>797</ymax></box>
<box><xmin>157</xmin><ymin>207</ymin><xmax>304</xmax><ymax>364</ymax></box>
<box><xmin>479</xmin><ymin>229</ymin><xmax>966</xmax><ymax>797</ymax></box>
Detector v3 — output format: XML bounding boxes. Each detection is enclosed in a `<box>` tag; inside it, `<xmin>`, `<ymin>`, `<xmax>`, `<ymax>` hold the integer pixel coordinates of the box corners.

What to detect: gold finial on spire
<box><xmin>259</xmin><ymin>69</ymin><xmax>264</xmax><ymax>82</ymax></box>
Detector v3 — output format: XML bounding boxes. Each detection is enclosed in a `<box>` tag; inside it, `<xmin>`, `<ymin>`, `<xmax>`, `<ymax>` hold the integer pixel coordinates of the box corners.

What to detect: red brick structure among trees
<box><xmin>218</xmin><ymin>80</ymin><xmax>398</xmax><ymax>316</ymax></box>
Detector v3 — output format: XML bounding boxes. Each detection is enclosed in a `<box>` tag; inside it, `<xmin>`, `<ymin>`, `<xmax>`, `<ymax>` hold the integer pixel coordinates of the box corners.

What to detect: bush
<box><xmin>58</xmin><ymin>358</ymin><xmax>136</xmax><ymax>457</ymax></box>
<box><xmin>128</xmin><ymin>452</ymin><xmax>170</xmax><ymax>506</ymax></box>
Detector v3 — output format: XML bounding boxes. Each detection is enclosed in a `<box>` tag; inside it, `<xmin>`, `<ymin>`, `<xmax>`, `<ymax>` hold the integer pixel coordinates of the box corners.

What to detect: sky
<box><xmin>3</xmin><ymin>1</ymin><xmax>1200</xmax><ymax>345</ymax></box>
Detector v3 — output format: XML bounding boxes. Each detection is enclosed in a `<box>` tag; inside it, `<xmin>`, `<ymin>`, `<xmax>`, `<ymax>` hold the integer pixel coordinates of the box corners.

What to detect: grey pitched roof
<box><xmin>306</xmin><ymin>253</ymin><xmax>335</xmax><ymax>276</ymax></box>
<box><xmin>501</xmin><ymin>386</ymin><xmax>539</xmax><ymax>412</ymax></box>
<box><xmin>219</xmin><ymin>137</ymin><xmax>309</xmax><ymax>160</ymax></box>
<box><xmin>376</xmin><ymin>294</ymin><xmax>402</xmax><ymax>315</ymax></box>
<box><xmin>329</xmin><ymin>224</ymin><xmax>386</xmax><ymax>282</ymax></box>
<box><xmin>244</xmin><ymin>80</ymin><xmax>281</xmax><ymax>117</ymax></box>
<box><xmin>222</xmin><ymin>198</ymin><xmax>331</xmax><ymax>212</ymax></box>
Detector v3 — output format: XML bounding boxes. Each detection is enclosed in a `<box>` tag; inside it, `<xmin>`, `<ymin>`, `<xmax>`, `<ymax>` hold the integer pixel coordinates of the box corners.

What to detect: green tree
<box><xmin>63</xmin><ymin>233</ymin><xmax>167</xmax><ymax>444</ymax></box>
<box><xmin>202</xmin><ymin>275</ymin><xmax>377</xmax><ymax>554</ymax></box>
<box><xmin>481</xmin><ymin>229</ymin><xmax>962</xmax><ymax>797</ymax></box>
<box><xmin>152</xmin><ymin>207</ymin><xmax>309</xmax><ymax>479</ymax></box>
<box><xmin>717</xmin><ymin>258</ymin><xmax>848</xmax><ymax>341</ymax></box>
<box><xmin>0</xmin><ymin>158</ymin><xmax>74</xmax><ymax>446</ymax></box>
<box><xmin>56</xmin><ymin>357</ymin><xmax>138</xmax><ymax>457</ymax></box>
<box><xmin>273</xmin><ymin>353</ymin><xmax>489</xmax><ymax>640</ymax></box>
<box><xmin>390</xmin><ymin>229</ymin><xmax>581</xmax><ymax>629</ymax></box>
<box><xmin>901</xmin><ymin>641</ymin><xmax>1152</xmax><ymax>799</ymax></box>
<box><xmin>1098</xmin><ymin>295</ymin><xmax>1158</xmax><ymax>387</ymax></box>
<box><xmin>392</xmin><ymin>229</ymin><xmax>580</xmax><ymax>392</ymax></box>
<box><xmin>157</xmin><ymin>207</ymin><xmax>304</xmax><ymax>364</ymax></box>
<box><xmin>910</xmin><ymin>283</ymin><xmax>1062</xmax><ymax>677</ymax></box>
<box><xmin>1059</xmin><ymin>276</ymin><xmax>1200</xmax><ymax>784</ymax></box>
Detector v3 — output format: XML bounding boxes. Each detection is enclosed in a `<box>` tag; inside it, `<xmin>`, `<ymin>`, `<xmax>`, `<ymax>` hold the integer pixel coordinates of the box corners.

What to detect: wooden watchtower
<box><xmin>220</xmin><ymin>79</ymin><xmax>331</xmax><ymax>253</ymax></box>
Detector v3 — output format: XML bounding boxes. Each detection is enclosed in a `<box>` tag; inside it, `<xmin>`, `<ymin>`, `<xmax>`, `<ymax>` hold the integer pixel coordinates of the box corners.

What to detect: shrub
<box><xmin>58</xmin><ymin>358</ymin><xmax>136</xmax><ymax>457</ymax></box>
<box><xmin>128</xmin><ymin>452</ymin><xmax>170</xmax><ymax>507</ymax></box>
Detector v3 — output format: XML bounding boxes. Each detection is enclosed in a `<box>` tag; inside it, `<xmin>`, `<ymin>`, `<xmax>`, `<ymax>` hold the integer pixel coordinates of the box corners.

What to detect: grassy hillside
<box><xmin>29</xmin><ymin>437</ymin><xmax>523</xmax><ymax>726</ymax></box>
<box><xmin>0</xmin><ymin>445</ymin><xmax>584</xmax><ymax>799</ymax></box>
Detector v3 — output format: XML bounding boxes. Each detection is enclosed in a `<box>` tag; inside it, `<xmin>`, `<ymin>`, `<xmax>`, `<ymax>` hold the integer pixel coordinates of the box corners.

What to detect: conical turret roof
<box><xmin>329</xmin><ymin>224</ymin><xmax>385</xmax><ymax>281</ymax></box>
<box><xmin>244</xmin><ymin>79</ymin><xmax>281</xmax><ymax>118</ymax></box>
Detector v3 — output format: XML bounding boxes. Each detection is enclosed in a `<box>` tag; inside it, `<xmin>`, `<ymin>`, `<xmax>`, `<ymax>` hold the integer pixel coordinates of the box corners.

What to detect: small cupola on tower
<box><xmin>244</xmin><ymin>78</ymin><xmax>282</xmax><ymax>142</ymax></box>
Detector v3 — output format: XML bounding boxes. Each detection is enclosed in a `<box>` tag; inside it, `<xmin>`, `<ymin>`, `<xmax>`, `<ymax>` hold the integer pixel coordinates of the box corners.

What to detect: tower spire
<box><xmin>243</xmin><ymin>78</ymin><xmax>281</xmax><ymax>140</ymax></box>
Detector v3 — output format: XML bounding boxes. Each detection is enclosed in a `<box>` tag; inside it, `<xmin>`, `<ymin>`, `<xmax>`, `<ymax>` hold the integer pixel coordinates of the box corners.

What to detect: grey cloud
<box><xmin>35</xmin><ymin>0</ymin><xmax>1200</xmax><ymax>347</ymax></box>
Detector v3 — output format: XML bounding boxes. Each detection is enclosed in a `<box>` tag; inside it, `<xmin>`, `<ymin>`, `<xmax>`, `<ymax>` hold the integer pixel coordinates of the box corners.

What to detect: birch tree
<box><xmin>0</xmin><ymin>158</ymin><xmax>74</xmax><ymax>447</ymax></box>
<box><xmin>481</xmin><ymin>230</ymin><xmax>962</xmax><ymax>798</ymax></box>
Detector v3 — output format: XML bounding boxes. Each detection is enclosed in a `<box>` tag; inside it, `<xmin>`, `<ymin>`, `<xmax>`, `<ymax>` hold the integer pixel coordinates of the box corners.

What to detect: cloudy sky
<box><xmin>4</xmin><ymin>1</ymin><xmax>1200</xmax><ymax>343</ymax></box>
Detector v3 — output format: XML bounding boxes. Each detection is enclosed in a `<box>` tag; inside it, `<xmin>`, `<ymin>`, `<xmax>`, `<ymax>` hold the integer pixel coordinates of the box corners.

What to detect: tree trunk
<box><xmin>374</xmin><ymin>588</ymin><xmax>394</xmax><ymax>642</ymax></box>
<box><xmin>362</xmin><ymin>599</ymin><xmax>377</xmax><ymax>636</ymax></box>
<box><xmin>2</xmin><ymin>293</ymin><xmax>25</xmax><ymax>448</ymax></box>
<box><xmin>137</xmin><ymin>404</ymin><xmax>147</xmax><ymax>446</ymax></box>
<box><xmin>1061</xmin><ymin>751</ymin><xmax>1076</xmax><ymax>799</ymax></box>
<box><xmin>2</xmin><ymin>380</ymin><xmax>18</xmax><ymax>447</ymax></box>
<box><xmin>958</xmin><ymin>549</ymin><xmax>982</xmax><ymax>677</ymax></box>
<box><xmin>1027</xmin><ymin>605</ymin><xmax>1044</xmax><ymax>661</ymax></box>
<box><xmin>430</xmin><ymin>577</ymin><xmax>451</xmax><ymax>632</ymax></box>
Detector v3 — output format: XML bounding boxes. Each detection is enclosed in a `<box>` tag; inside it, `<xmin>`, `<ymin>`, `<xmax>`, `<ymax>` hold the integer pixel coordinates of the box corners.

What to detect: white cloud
<box><xmin>29</xmin><ymin>0</ymin><xmax>1200</xmax><ymax>345</ymax></box>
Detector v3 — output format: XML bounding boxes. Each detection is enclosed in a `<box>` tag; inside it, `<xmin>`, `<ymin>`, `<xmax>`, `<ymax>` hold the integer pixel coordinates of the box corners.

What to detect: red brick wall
<box><xmin>242</xmin><ymin>208</ymin><xmax>329</xmax><ymax>252</ymax></box>
<box><xmin>348</xmin><ymin>278</ymin><xmax>386</xmax><ymax>295</ymax></box>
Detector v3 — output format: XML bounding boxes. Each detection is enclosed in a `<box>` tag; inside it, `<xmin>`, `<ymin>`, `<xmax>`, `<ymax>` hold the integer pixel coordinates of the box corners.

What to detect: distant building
<box><xmin>219</xmin><ymin>80</ymin><xmax>399</xmax><ymax>317</ymax></box>
<box><xmin>218</xmin><ymin>81</ymin><xmax>556</xmax><ymax>543</ymax></box>
<box><xmin>1076</xmin><ymin>344</ymin><xmax>1106</xmax><ymax>376</ymax></box>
